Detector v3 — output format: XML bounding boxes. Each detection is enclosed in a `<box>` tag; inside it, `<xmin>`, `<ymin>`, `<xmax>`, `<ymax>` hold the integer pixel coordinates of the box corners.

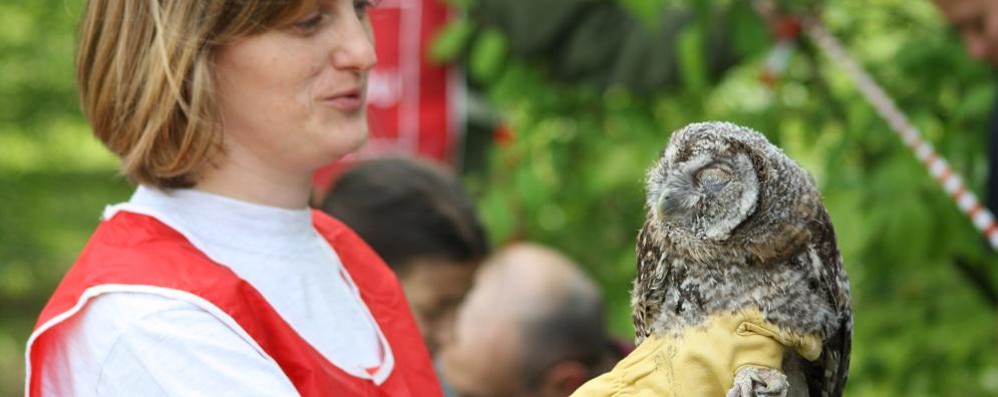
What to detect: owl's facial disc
<box><xmin>653</xmin><ymin>155</ymin><xmax>714</xmax><ymax>222</ymax></box>
<box><xmin>655</xmin><ymin>152</ymin><xmax>759</xmax><ymax>241</ymax></box>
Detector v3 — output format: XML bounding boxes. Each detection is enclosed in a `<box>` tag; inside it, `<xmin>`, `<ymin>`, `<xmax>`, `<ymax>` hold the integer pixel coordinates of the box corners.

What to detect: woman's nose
<box><xmin>331</xmin><ymin>15</ymin><xmax>377</xmax><ymax>72</ymax></box>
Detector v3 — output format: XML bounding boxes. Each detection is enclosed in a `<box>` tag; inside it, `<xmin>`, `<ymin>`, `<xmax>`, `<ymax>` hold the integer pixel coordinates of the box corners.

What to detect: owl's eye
<box><xmin>696</xmin><ymin>165</ymin><xmax>732</xmax><ymax>193</ymax></box>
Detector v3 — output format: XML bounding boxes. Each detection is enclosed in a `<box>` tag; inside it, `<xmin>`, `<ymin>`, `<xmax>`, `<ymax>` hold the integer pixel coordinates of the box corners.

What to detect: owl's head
<box><xmin>645</xmin><ymin>122</ymin><xmax>820</xmax><ymax>260</ymax></box>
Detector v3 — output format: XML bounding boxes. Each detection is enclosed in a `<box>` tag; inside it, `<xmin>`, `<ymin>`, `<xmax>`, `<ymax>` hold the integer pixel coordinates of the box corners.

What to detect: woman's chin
<box><xmin>317</xmin><ymin>128</ymin><xmax>369</xmax><ymax>165</ymax></box>
<box><xmin>340</xmin><ymin>128</ymin><xmax>369</xmax><ymax>157</ymax></box>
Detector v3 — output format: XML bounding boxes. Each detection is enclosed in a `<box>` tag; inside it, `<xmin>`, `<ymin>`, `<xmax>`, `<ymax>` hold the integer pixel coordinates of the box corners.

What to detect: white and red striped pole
<box><xmin>803</xmin><ymin>18</ymin><xmax>998</xmax><ymax>251</ymax></box>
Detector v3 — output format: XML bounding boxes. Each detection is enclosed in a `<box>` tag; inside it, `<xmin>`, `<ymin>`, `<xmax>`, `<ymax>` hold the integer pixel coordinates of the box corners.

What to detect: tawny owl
<box><xmin>632</xmin><ymin>122</ymin><xmax>852</xmax><ymax>397</ymax></box>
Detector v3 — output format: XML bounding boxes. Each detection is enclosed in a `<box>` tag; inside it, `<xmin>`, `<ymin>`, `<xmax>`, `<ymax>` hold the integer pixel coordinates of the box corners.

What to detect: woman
<box><xmin>25</xmin><ymin>0</ymin><xmax>441</xmax><ymax>396</ymax></box>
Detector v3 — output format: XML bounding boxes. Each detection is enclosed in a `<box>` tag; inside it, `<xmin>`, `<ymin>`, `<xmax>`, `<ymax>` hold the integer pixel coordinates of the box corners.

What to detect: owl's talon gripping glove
<box><xmin>571</xmin><ymin>309</ymin><xmax>822</xmax><ymax>397</ymax></box>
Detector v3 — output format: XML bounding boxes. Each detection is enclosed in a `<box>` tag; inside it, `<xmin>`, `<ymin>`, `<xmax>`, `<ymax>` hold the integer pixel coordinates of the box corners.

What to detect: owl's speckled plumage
<box><xmin>633</xmin><ymin>122</ymin><xmax>852</xmax><ymax>397</ymax></box>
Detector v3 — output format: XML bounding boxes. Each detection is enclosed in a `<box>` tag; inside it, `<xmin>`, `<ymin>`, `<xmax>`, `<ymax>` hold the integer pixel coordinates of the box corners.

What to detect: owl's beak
<box><xmin>656</xmin><ymin>189</ymin><xmax>684</xmax><ymax>222</ymax></box>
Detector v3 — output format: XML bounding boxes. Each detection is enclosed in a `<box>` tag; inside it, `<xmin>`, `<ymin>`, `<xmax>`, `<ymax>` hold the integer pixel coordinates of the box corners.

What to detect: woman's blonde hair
<box><xmin>77</xmin><ymin>0</ymin><xmax>314</xmax><ymax>188</ymax></box>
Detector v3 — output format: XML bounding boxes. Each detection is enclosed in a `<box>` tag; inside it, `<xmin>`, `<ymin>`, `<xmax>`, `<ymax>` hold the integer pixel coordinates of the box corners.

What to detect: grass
<box><xmin>0</xmin><ymin>169</ymin><xmax>132</xmax><ymax>396</ymax></box>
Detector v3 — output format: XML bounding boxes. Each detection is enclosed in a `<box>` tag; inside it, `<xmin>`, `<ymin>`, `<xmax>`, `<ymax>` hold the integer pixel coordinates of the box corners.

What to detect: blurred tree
<box><xmin>0</xmin><ymin>1</ymin><xmax>130</xmax><ymax>396</ymax></box>
<box><xmin>462</xmin><ymin>0</ymin><xmax>743</xmax><ymax>93</ymax></box>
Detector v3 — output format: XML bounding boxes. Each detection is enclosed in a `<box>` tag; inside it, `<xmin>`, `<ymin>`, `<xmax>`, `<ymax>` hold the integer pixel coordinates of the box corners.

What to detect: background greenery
<box><xmin>1</xmin><ymin>0</ymin><xmax>997</xmax><ymax>395</ymax></box>
<box><xmin>451</xmin><ymin>0</ymin><xmax>998</xmax><ymax>395</ymax></box>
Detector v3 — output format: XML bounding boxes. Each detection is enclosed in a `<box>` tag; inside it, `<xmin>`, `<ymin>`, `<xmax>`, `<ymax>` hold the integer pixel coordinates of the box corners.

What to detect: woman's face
<box><xmin>213</xmin><ymin>0</ymin><xmax>377</xmax><ymax>178</ymax></box>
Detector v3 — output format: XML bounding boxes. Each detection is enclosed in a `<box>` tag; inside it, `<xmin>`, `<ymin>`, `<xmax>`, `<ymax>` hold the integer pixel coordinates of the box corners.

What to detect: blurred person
<box><xmin>439</xmin><ymin>243</ymin><xmax>624</xmax><ymax>397</ymax></box>
<box><xmin>320</xmin><ymin>156</ymin><xmax>489</xmax><ymax>355</ymax></box>
<box><xmin>934</xmin><ymin>0</ymin><xmax>998</xmax><ymax>66</ymax></box>
<box><xmin>934</xmin><ymin>0</ymin><xmax>998</xmax><ymax>228</ymax></box>
<box><xmin>26</xmin><ymin>1</ymin><xmax>442</xmax><ymax>396</ymax></box>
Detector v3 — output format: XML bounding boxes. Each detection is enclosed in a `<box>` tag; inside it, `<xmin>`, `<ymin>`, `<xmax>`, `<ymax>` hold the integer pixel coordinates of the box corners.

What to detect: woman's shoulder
<box><xmin>85</xmin><ymin>291</ymin><xmax>224</xmax><ymax>326</ymax></box>
<box><xmin>60</xmin><ymin>292</ymin><xmax>245</xmax><ymax>351</ymax></box>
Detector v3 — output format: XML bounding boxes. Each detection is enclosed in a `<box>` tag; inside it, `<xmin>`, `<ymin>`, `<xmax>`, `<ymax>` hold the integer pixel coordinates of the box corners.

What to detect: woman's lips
<box><xmin>323</xmin><ymin>89</ymin><xmax>364</xmax><ymax>111</ymax></box>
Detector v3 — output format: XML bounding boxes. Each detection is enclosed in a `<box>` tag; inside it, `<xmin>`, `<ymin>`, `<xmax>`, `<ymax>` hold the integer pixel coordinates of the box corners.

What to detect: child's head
<box><xmin>321</xmin><ymin>157</ymin><xmax>489</xmax><ymax>354</ymax></box>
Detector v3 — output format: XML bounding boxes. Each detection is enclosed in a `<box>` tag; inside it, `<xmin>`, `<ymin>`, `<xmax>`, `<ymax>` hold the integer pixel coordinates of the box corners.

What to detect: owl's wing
<box><xmin>804</xmin><ymin>208</ymin><xmax>853</xmax><ymax>397</ymax></box>
<box><xmin>817</xmin><ymin>310</ymin><xmax>852</xmax><ymax>397</ymax></box>
<box><xmin>632</xmin><ymin>217</ymin><xmax>669</xmax><ymax>344</ymax></box>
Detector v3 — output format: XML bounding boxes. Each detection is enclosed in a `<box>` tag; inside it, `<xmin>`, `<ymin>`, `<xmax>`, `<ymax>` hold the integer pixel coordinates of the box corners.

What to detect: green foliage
<box><xmin>455</xmin><ymin>0</ymin><xmax>998</xmax><ymax>395</ymax></box>
<box><xmin>678</xmin><ymin>23</ymin><xmax>708</xmax><ymax>94</ymax></box>
<box><xmin>469</xmin><ymin>27</ymin><xmax>508</xmax><ymax>83</ymax></box>
<box><xmin>429</xmin><ymin>18</ymin><xmax>475</xmax><ymax>64</ymax></box>
<box><xmin>617</xmin><ymin>0</ymin><xmax>672</xmax><ymax>25</ymax></box>
<box><xmin>0</xmin><ymin>1</ymin><xmax>130</xmax><ymax>395</ymax></box>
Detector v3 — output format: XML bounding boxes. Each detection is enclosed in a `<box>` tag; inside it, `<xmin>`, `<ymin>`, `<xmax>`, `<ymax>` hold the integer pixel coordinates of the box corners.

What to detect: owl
<box><xmin>632</xmin><ymin>122</ymin><xmax>852</xmax><ymax>397</ymax></box>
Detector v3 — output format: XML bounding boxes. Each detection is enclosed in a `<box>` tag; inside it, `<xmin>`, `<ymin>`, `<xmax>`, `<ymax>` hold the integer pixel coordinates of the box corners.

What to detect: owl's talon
<box><xmin>726</xmin><ymin>366</ymin><xmax>788</xmax><ymax>397</ymax></box>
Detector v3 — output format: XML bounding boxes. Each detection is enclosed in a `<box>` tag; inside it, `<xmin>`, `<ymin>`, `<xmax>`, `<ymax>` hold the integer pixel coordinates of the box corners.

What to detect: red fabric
<box><xmin>363</xmin><ymin>0</ymin><xmax>455</xmax><ymax>161</ymax></box>
<box><xmin>313</xmin><ymin>0</ymin><xmax>461</xmax><ymax>199</ymax></box>
<box><xmin>27</xmin><ymin>210</ymin><xmax>441</xmax><ymax>397</ymax></box>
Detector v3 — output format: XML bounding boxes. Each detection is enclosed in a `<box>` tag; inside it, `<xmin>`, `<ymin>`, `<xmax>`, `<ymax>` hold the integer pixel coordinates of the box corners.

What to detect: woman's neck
<box><xmin>195</xmin><ymin>153</ymin><xmax>314</xmax><ymax>210</ymax></box>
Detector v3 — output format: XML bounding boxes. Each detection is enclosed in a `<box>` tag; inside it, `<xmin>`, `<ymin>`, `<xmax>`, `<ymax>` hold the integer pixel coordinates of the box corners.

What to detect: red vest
<box><xmin>26</xmin><ymin>210</ymin><xmax>442</xmax><ymax>397</ymax></box>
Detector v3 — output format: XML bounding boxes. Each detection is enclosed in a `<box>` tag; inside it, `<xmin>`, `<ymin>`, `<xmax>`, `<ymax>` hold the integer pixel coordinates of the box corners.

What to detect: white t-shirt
<box><xmin>37</xmin><ymin>186</ymin><xmax>392</xmax><ymax>396</ymax></box>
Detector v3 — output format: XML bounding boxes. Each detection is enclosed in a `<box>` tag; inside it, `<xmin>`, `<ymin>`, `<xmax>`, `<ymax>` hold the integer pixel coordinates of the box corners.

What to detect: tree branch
<box><xmin>953</xmin><ymin>257</ymin><xmax>998</xmax><ymax>308</ymax></box>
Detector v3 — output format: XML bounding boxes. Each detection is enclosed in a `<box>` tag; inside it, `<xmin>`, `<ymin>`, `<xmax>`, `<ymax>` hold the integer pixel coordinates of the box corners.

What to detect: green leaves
<box><xmin>617</xmin><ymin>0</ymin><xmax>671</xmax><ymax>25</ymax></box>
<box><xmin>953</xmin><ymin>84</ymin><xmax>996</xmax><ymax>122</ymax></box>
<box><xmin>447</xmin><ymin>0</ymin><xmax>998</xmax><ymax>395</ymax></box>
<box><xmin>429</xmin><ymin>19</ymin><xmax>475</xmax><ymax>64</ymax></box>
<box><xmin>469</xmin><ymin>27</ymin><xmax>508</xmax><ymax>83</ymax></box>
<box><xmin>678</xmin><ymin>23</ymin><xmax>708</xmax><ymax>95</ymax></box>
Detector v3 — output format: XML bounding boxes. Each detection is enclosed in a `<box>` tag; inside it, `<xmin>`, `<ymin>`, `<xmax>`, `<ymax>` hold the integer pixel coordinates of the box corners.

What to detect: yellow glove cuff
<box><xmin>571</xmin><ymin>309</ymin><xmax>822</xmax><ymax>397</ymax></box>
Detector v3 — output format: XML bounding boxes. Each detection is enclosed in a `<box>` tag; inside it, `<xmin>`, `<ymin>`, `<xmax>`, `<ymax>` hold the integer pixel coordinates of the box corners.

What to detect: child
<box><xmin>321</xmin><ymin>157</ymin><xmax>489</xmax><ymax>356</ymax></box>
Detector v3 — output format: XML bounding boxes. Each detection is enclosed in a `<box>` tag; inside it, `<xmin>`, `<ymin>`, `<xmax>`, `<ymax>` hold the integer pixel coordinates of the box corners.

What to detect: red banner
<box><xmin>314</xmin><ymin>0</ymin><xmax>463</xmax><ymax>198</ymax></box>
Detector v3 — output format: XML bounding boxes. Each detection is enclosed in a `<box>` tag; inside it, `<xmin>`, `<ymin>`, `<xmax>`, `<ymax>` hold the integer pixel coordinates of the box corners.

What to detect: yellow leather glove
<box><xmin>571</xmin><ymin>309</ymin><xmax>822</xmax><ymax>397</ymax></box>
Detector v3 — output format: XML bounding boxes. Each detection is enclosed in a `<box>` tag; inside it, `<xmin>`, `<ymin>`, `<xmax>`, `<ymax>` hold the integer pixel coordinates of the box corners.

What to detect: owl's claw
<box><xmin>726</xmin><ymin>366</ymin><xmax>788</xmax><ymax>397</ymax></box>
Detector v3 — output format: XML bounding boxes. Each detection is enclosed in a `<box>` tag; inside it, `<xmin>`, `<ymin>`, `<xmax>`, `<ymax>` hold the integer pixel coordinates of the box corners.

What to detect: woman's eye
<box><xmin>293</xmin><ymin>13</ymin><xmax>325</xmax><ymax>34</ymax></box>
<box><xmin>354</xmin><ymin>0</ymin><xmax>377</xmax><ymax>17</ymax></box>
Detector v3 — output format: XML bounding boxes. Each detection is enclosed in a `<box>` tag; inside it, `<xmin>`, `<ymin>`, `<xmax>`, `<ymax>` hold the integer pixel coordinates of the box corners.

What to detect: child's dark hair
<box><xmin>320</xmin><ymin>157</ymin><xmax>489</xmax><ymax>273</ymax></box>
